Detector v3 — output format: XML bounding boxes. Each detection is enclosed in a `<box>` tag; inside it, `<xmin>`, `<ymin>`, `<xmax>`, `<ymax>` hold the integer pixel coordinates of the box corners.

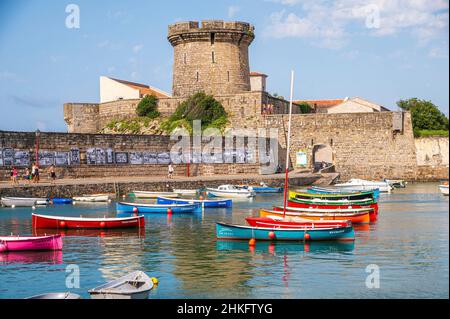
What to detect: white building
<box><xmin>99</xmin><ymin>76</ymin><xmax>171</xmax><ymax>103</ymax></box>
<box><xmin>294</xmin><ymin>97</ymin><xmax>390</xmax><ymax>113</ymax></box>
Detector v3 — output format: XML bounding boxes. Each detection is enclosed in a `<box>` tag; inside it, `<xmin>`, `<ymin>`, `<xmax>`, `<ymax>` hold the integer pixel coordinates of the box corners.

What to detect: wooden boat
<box><xmin>26</xmin><ymin>292</ymin><xmax>82</xmax><ymax>299</ymax></box>
<box><xmin>260</xmin><ymin>208</ymin><xmax>371</xmax><ymax>224</ymax></box>
<box><xmin>275</xmin><ymin>204</ymin><xmax>377</xmax><ymax>222</ymax></box>
<box><xmin>246</xmin><ymin>216</ymin><xmax>351</xmax><ymax>229</ymax></box>
<box><xmin>237</xmin><ymin>183</ymin><xmax>283</xmax><ymax>193</ymax></box>
<box><xmin>216</xmin><ymin>222</ymin><xmax>355</xmax><ymax>241</ymax></box>
<box><xmin>206</xmin><ymin>184</ymin><xmax>255</xmax><ymax>198</ymax></box>
<box><xmin>384</xmin><ymin>179</ymin><xmax>406</xmax><ymax>188</ymax></box>
<box><xmin>439</xmin><ymin>184</ymin><xmax>449</xmax><ymax>196</ymax></box>
<box><xmin>0</xmin><ymin>235</ymin><xmax>63</xmax><ymax>252</ymax></box>
<box><xmin>51</xmin><ymin>198</ymin><xmax>73</xmax><ymax>204</ymax></box>
<box><xmin>156</xmin><ymin>196</ymin><xmax>232</xmax><ymax>208</ymax></box>
<box><xmin>73</xmin><ymin>194</ymin><xmax>109</xmax><ymax>202</ymax></box>
<box><xmin>172</xmin><ymin>189</ymin><xmax>198</xmax><ymax>196</ymax></box>
<box><xmin>32</xmin><ymin>213</ymin><xmax>145</xmax><ymax>229</ymax></box>
<box><xmin>307</xmin><ymin>186</ymin><xmax>380</xmax><ymax>200</ymax></box>
<box><xmin>131</xmin><ymin>191</ymin><xmax>179</xmax><ymax>199</ymax></box>
<box><xmin>290</xmin><ymin>190</ymin><xmax>377</xmax><ymax>201</ymax></box>
<box><xmin>116</xmin><ymin>201</ymin><xmax>201</xmax><ymax>214</ymax></box>
<box><xmin>1</xmin><ymin>197</ymin><xmax>49</xmax><ymax>207</ymax></box>
<box><xmin>334</xmin><ymin>178</ymin><xmax>392</xmax><ymax>192</ymax></box>
<box><xmin>88</xmin><ymin>271</ymin><xmax>154</xmax><ymax>299</ymax></box>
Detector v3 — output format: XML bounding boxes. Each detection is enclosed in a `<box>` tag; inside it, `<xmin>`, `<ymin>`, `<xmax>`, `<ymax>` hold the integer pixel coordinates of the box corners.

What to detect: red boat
<box><xmin>32</xmin><ymin>213</ymin><xmax>145</xmax><ymax>229</ymax></box>
<box><xmin>246</xmin><ymin>216</ymin><xmax>351</xmax><ymax>229</ymax></box>
<box><xmin>287</xmin><ymin>201</ymin><xmax>378</xmax><ymax>222</ymax></box>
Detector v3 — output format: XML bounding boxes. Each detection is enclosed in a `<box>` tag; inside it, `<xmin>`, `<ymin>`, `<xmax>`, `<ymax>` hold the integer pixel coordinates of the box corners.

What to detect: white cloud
<box><xmin>228</xmin><ymin>6</ymin><xmax>240</xmax><ymax>18</ymax></box>
<box><xmin>264</xmin><ymin>0</ymin><xmax>449</xmax><ymax>49</ymax></box>
<box><xmin>429</xmin><ymin>46</ymin><xmax>449</xmax><ymax>59</ymax></box>
<box><xmin>133</xmin><ymin>44</ymin><xmax>144</xmax><ymax>53</ymax></box>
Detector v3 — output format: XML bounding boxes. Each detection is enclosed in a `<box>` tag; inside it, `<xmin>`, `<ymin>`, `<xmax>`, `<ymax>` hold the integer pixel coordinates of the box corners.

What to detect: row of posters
<box><xmin>0</xmin><ymin>148</ymin><xmax>255</xmax><ymax>166</ymax></box>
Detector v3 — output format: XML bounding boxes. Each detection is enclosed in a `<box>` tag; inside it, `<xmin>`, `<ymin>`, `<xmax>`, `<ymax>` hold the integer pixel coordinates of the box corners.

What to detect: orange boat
<box><xmin>259</xmin><ymin>208</ymin><xmax>370</xmax><ymax>224</ymax></box>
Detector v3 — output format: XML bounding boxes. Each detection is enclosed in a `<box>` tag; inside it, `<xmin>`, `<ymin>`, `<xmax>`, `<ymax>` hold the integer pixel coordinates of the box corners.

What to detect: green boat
<box><xmin>289</xmin><ymin>190</ymin><xmax>377</xmax><ymax>202</ymax></box>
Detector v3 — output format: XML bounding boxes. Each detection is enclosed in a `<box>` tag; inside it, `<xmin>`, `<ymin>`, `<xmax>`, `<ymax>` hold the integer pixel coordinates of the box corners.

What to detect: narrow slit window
<box><xmin>212</xmin><ymin>51</ymin><xmax>215</xmax><ymax>63</ymax></box>
<box><xmin>196</xmin><ymin>71</ymin><xmax>199</xmax><ymax>82</ymax></box>
<box><xmin>227</xmin><ymin>71</ymin><xmax>230</xmax><ymax>82</ymax></box>
<box><xmin>211</xmin><ymin>33</ymin><xmax>215</xmax><ymax>45</ymax></box>
<box><xmin>184</xmin><ymin>53</ymin><xmax>186</xmax><ymax>64</ymax></box>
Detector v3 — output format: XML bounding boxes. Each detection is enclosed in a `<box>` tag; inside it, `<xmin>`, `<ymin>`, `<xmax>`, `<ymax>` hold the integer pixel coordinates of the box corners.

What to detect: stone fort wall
<box><xmin>0</xmin><ymin>131</ymin><xmax>268</xmax><ymax>181</ymax></box>
<box><xmin>263</xmin><ymin>111</ymin><xmax>421</xmax><ymax>181</ymax></box>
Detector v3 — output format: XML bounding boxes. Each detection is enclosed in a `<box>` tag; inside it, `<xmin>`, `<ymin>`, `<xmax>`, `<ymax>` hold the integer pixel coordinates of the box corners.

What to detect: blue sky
<box><xmin>0</xmin><ymin>0</ymin><xmax>448</xmax><ymax>132</ymax></box>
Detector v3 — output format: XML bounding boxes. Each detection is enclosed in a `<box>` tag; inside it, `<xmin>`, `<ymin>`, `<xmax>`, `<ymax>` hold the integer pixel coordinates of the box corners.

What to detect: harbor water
<box><xmin>0</xmin><ymin>183</ymin><xmax>448</xmax><ymax>299</ymax></box>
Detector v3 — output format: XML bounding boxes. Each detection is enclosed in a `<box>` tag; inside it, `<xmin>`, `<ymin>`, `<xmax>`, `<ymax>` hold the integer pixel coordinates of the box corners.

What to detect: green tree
<box><xmin>297</xmin><ymin>102</ymin><xmax>312</xmax><ymax>114</ymax></box>
<box><xmin>161</xmin><ymin>92</ymin><xmax>228</xmax><ymax>133</ymax></box>
<box><xmin>136</xmin><ymin>94</ymin><xmax>160</xmax><ymax>118</ymax></box>
<box><xmin>397</xmin><ymin>98</ymin><xmax>448</xmax><ymax>136</ymax></box>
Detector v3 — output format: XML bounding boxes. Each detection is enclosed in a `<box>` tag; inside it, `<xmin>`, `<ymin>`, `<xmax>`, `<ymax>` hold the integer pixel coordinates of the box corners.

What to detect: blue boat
<box><xmin>116</xmin><ymin>201</ymin><xmax>202</xmax><ymax>214</ymax></box>
<box><xmin>156</xmin><ymin>196</ymin><xmax>232</xmax><ymax>208</ymax></box>
<box><xmin>307</xmin><ymin>186</ymin><xmax>380</xmax><ymax>200</ymax></box>
<box><xmin>51</xmin><ymin>198</ymin><xmax>73</xmax><ymax>204</ymax></box>
<box><xmin>216</xmin><ymin>222</ymin><xmax>355</xmax><ymax>241</ymax></box>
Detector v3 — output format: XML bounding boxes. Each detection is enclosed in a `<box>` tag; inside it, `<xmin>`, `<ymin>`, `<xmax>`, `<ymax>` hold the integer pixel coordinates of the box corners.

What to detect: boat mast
<box><xmin>283</xmin><ymin>70</ymin><xmax>295</xmax><ymax>218</ymax></box>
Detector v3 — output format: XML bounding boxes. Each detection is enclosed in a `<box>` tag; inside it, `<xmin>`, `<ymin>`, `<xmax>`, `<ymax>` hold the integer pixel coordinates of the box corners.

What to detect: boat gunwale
<box><xmin>31</xmin><ymin>213</ymin><xmax>144</xmax><ymax>222</ymax></box>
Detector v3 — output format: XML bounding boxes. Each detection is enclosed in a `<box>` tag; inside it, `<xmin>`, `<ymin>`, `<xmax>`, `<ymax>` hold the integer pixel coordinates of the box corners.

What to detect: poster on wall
<box><xmin>13</xmin><ymin>151</ymin><xmax>30</xmax><ymax>167</ymax></box>
<box><xmin>106</xmin><ymin>148</ymin><xmax>114</xmax><ymax>164</ymax></box>
<box><xmin>295</xmin><ymin>150</ymin><xmax>308</xmax><ymax>167</ymax></box>
<box><xmin>143</xmin><ymin>152</ymin><xmax>158</xmax><ymax>164</ymax></box>
<box><xmin>223</xmin><ymin>150</ymin><xmax>234</xmax><ymax>163</ymax></box>
<box><xmin>157</xmin><ymin>152</ymin><xmax>171</xmax><ymax>164</ymax></box>
<box><xmin>69</xmin><ymin>148</ymin><xmax>80</xmax><ymax>165</ymax></box>
<box><xmin>115</xmin><ymin>152</ymin><xmax>129</xmax><ymax>164</ymax></box>
<box><xmin>87</xmin><ymin>148</ymin><xmax>106</xmax><ymax>165</ymax></box>
<box><xmin>245</xmin><ymin>149</ymin><xmax>255</xmax><ymax>163</ymax></box>
<box><xmin>38</xmin><ymin>151</ymin><xmax>55</xmax><ymax>167</ymax></box>
<box><xmin>2</xmin><ymin>148</ymin><xmax>14</xmax><ymax>166</ymax></box>
<box><xmin>55</xmin><ymin>152</ymin><xmax>69</xmax><ymax>166</ymax></box>
<box><xmin>129</xmin><ymin>152</ymin><xmax>143</xmax><ymax>165</ymax></box>
<box><xmin>235</xmin><ymin>149</ymin><xmax>246</xmax><ymax>163</ymax></box>
<box><xmin>192</xmin><ymin>151</ymin><xmax>202</xmax><ymax>164</ymax></box>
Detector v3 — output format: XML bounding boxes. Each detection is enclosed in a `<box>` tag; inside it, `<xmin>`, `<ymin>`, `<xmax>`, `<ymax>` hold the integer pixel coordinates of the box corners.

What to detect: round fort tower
<box><xmin>168</xmin><ymin>20</ymin><xmax>255</xmax><ymax>97</ymax></box>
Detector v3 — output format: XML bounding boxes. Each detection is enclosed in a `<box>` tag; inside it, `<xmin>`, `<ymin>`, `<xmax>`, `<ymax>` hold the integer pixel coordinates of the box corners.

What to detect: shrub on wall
<box><xmin>136</xmin><ymin>95</ymin><xmax>160</xmax><ymax>119</ymax></box>
<box><xmin>298</xmin><ymin>102</ymin><xmax>312</xmax><ymax>114</ymax></box>
<box><xmin>161</xmin><ymin>92</ymin><xmax>228</xmax><ymax>133</ymax></box>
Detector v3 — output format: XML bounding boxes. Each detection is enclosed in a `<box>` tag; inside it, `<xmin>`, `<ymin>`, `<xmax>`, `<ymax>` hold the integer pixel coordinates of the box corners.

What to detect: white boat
<box><xmin>206</xmin><ymin>185</ymin><xmax>255</xmax><ymax>198</ymax></box>
<box><xmin>385</xmin><ymin>179</ymin><xmax>407</xmax><ymax>188</ymax></box>
<box><xmin>26</xmin><ymin>292</ymin><xmax>82</xmax><ymax>299</ymax></box>
<box><xmin>73</xmin><ymin>194</ymin><xmax>110</xmax><ymax>202</ymax></box>
<box><xmin>334</xmin><ymin>179</ymin><xmax>392</xmax><ymax>193</ymax></box>
<box><xmin>1</xmin><ymin>197</ymin><xmax>48</xmax><ymax>207</ymax></box>
<box><xmin>439</xmin><ymin>184</ymin><xmax>449</xmax><ymax>196</ymax></box>
<box><xmin>88</xmin><ymin>271</ymin><xmax>154</xmax><ymax>299</ymax></box>
<box><xmin>172</xmin><ymin>189</ymin><xmax>198</xmax><ymax>196</ymax></box>
<box><xmin>131</xmin><ymin>191</ymin><xmax>179</xmax><ymax>199</ymax></box>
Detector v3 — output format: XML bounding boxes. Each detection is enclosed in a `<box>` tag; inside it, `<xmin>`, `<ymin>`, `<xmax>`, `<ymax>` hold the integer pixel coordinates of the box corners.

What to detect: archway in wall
<box><xmin>312</xmin><ymin>144</ymin><xmax>333</xmax><ymax>172</ymax></box>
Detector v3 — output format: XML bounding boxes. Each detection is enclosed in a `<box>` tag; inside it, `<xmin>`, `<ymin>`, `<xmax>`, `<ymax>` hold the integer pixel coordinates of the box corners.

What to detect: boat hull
<box><xmin>131</xmin><ymin>191</ymin><xmax>179</xmax><ymax>199</ymax></box>
<box><xmin>260</xmin><ymin>208</ymin><xmax>370</xmax><ymax>224</ymax></box>
<box><xmin>51</xmin><ymin>198</ymin><xmax>73</xmax><ymax>204</ymax></box>
<box><xmin>216</xmin><ymin>222</ymin><xmax>355</xmax><ymax>241</ymax></box>
<box><xmin>307</xmin><ymin>186</ymin><xmax>380</xmax><ymax>201</ymax></box>
<box><xmin>32</xmin><ymin>213</ymin><xmax>145</xmax><ymax>229</ymax></box>
<box><xmin>73</xmin><ymin>195</ymin><xmax>109</xmax><ymax>202</ymax></box>
<box><xmin>116</xmin><ymin>202</ymin><xmax>201</xmax><ymax>214</ymax></box>
<box><xmin>156</xmin><ymin>196</ymin><xmax>232</xmax><ymax>208</ymax></box>
<box><xmin>0</xmin><ymin>235</ymin><xmax>63</xmax><ymax>252</ymax></box>
<box><xmin>288</xmin><ymin>199</ymin><xmax>378</xmax><ymax>221</ymax></box>
<box><xmin>206</xmin><ymin>189</ymin><xmax>254</xmax><ymax>198</ymax></box>
<box><xmin>246</xmin><ymin>217</ymin><xmax>350</xmax><ymax>229</ymax></box>
<box><xmin>439</xmin><ymin>185</ymin><xmax>449</xmax><ymax>196</ymax></box>
<box><xmin>290</xmin><ymin>190</ymin><xmax>376</xmax><ymax>201</ymax></box>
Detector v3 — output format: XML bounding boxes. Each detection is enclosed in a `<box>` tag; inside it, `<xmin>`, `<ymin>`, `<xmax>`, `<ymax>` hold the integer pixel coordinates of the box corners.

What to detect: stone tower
<box><xmin>168</xmin><ymin>20</ymin><xmax>255</xmax><ymax>97</ymax></box>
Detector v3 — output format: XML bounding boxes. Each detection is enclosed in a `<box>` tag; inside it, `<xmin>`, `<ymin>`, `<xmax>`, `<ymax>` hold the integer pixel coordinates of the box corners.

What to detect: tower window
<box><xmin>184</xmin><ymin>53</ymin><xmax>186</xmax><ymax>64</ymax></box>
<box><xmin>196</xmin><ymin>71</ymin><xmax>199</xmax><ymax>82</ymax></box>
<box><xmin>211</xmin><ymin>33</ymin><xmax>215</xmax><ymax>45</ymax></box>
<box><xmin>227</xmin><ymin>71</ymin><xmax>230</xmax><ymax>82</ymax></box>
<box><xmin>212</xmin><ymin>51</ymin><xmax>215</xmax><ymax>63</ymax></box>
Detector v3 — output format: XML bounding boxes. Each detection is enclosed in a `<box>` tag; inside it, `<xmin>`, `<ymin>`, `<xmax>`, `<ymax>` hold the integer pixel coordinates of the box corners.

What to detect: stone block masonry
<box><xmin>0</xmin><ymin>131</ymin><xmax>269</xmax><ymax>180</ymax></box>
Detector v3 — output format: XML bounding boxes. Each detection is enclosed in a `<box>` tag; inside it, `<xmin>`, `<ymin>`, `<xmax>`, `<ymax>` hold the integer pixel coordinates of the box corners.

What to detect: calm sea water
<box><xmin>0</xmin><ymin>183</ymin><xmax>448</xmax><ymax>299</ymax></box>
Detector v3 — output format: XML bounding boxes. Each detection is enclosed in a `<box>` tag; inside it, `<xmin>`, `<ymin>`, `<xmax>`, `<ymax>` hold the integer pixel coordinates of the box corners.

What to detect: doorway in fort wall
<box><xmin>312</xmin><ymin>144</ymin><xmax>334</xmax><ymax>172</ymax></box>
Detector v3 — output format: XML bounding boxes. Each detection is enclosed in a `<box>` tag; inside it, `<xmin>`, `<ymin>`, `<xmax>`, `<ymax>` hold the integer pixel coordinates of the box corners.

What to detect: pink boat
<box><xmin>0</xmin><ymin>235</ymin><xmax>63</xmax><ymax>252</ymax></box>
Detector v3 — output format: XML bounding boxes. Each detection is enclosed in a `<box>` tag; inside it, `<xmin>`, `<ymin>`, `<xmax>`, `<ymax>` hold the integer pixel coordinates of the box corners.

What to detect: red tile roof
<box><xmin>110</xmin><ymin>77</ymin><xmax>171</xmax><ymax>98</ymax></box>
<box><xmin>293</xmin><ymin>99</ymin><xmax>344</xmax><ymax>108</ymax></box>
<box><xmin>249</xmin><ymin>72</ymin><xmax>268</xmax><ymax>77</ymax></box>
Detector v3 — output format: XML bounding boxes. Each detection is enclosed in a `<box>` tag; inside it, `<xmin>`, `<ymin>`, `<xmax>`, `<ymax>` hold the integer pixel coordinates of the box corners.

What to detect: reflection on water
<box><xmin>0</xmin><ymin>183</ymin><xmax>448</xmax><ymax>298</ymax></box>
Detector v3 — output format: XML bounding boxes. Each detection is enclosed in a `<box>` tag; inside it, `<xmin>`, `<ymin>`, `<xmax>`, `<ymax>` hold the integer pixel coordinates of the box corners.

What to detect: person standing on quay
<box><xmin>48</xmin><ymin>164</ymin><xmax>56</xmax><ymax>184</ymax></box>
<box><xmin>31</xmin><ymin>163</ymin><xmax>36</xmax><ymax>183</ymax></box>
<box><xmin>10</xmin><ymin>167</ymin><xmax>18</xmax><ymax>185</ymax></box>
<box><xmin>168</xmin><ymin>163</ymin><xmax>174</xmax><ymax>179</ymax></box>
<box><xmin>24</xmin><ymin>167</ymin><xmax>31</xmax><ymax>184</ymax></box>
